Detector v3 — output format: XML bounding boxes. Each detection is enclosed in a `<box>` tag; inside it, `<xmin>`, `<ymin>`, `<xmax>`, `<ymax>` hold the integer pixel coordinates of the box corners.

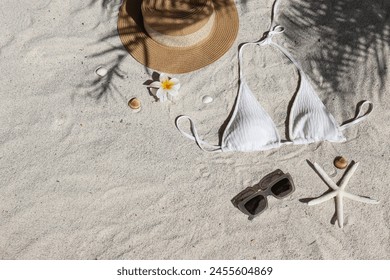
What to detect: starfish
<box><xmin>308</xmin><ymin>161</ymin><xmax>379</xmax><ymax>228</ymax></box>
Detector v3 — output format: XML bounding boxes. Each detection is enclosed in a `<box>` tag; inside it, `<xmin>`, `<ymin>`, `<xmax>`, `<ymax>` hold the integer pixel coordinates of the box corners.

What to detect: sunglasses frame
<box><xmin>231</xmin><ymin>169</ymin><xmax>295</xmax><ymax>217</ymax></box>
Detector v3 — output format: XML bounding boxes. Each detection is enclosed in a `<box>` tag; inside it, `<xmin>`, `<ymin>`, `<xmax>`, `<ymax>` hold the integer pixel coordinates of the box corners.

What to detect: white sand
<box><xmin>1</xmin><ymin>0</ymin><xmax>389</xmax><ymax>259</ymax></box>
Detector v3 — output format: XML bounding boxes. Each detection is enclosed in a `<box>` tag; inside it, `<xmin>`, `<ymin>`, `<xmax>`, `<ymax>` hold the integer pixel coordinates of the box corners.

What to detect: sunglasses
<box><xmin>231</xmin><ymin>169</ymin><xmax>295</xmax><ymax>217</ymax></box>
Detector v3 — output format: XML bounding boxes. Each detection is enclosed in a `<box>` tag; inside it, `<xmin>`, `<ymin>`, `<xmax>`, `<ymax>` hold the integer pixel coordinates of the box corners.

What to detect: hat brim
<box><xmin>117</xmin><ymin>0</ymin><xmax>239</xmax><ymax>74</ymax></box>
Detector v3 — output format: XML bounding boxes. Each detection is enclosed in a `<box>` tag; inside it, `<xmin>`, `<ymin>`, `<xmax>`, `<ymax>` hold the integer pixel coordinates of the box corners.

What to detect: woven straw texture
<box><xmin>117</xmin><ymin>0</ymin><xmax>239</xmax><ymax>74</ymax></box>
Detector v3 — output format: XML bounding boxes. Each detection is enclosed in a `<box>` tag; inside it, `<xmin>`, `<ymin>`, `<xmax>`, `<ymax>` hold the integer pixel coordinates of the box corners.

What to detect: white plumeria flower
<box><xmin>149</xmin><ymin>73</ymin><xmax>180</xmax><ymax>102</ymax></box>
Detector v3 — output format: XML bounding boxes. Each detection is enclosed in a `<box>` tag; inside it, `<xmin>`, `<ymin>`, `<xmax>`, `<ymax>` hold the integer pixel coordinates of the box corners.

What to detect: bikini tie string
<box><xmin>175</xmin><ymin>115</ymin><xmax>222</xmax><ymax>152</ymax></box>
<box><xmin>258</xmin><ymin>25</ymin><xmax>285</xmax><ymax>46</ymax></box>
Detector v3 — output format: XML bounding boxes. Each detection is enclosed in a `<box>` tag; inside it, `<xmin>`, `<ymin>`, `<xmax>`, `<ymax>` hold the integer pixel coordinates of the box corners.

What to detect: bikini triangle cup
<box><xmin>175</xmin><ymin>0</ymin><xmax>373</xmax><ymax>152</ymax></box>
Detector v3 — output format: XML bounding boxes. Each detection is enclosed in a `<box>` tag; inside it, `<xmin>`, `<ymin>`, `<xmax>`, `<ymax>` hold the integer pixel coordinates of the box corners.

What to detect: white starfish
<box><xmin>308</xmin><ymin>161</ymin><xmax>379</xmax><ymax>228</ymax></box>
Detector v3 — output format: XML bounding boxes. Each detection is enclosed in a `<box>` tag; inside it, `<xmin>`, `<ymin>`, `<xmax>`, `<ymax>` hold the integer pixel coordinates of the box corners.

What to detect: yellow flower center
<box><xmin>161</xmin><ymin>80</ymin><xmax>174</xmax><ymax>90</ymax></box>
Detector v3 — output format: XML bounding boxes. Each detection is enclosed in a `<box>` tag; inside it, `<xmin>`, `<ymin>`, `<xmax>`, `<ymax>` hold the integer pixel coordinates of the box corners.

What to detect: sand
<box><xmin>0</xmin><ymin>0</ymin><xmax>389</xmax><ymax>259</ymax></box>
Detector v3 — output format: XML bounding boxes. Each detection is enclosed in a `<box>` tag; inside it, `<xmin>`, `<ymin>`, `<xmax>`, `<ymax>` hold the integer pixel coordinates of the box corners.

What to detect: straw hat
<box><xmin>118</xmin><ymin>0</ymin><xmax>239</xmax><ymax>74</ymax></box>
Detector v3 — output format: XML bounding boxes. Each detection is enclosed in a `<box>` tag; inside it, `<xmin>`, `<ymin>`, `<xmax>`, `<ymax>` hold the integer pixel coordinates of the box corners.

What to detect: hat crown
<box><xmin>142</xmin><ymin>0</ymin><xmax>214</xmax><ymax>36</ymax></box>
<box><xmin>118</xmin><ymin>0</ymin><xmax>239</xmax><ymax>73</ymax></box>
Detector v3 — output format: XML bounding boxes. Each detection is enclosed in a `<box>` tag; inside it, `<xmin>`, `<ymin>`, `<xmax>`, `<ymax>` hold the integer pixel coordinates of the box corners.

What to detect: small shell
<box><xmin>202</xmin><ymin>95</ymin><xmax>213</xmax><ymax>104</ymax></box>
<box><xmin>323</xmin><ymin>163</ymin><xmax>337</xmax><ymax>177</ymax></box>
<box><xmin>334</xmin><ymin>156</ymin><xmax>348</xmax><ymax>169</ymax></box>
<box><xmin>95</xmin><ymin>66</ymin><xmax>108</xmax><ymax>77</ymax></box>
<box><xmin>128</xmin><ymin>98</ymin><xmax>141</xmax><ymax>110</ymax></box>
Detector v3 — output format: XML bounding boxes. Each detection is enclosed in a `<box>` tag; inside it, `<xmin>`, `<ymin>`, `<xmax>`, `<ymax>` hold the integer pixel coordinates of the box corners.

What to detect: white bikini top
<box><xmin>175</xmin><ymin>0</ymin><xmax>373</xmax><ymax>152</ymax></box>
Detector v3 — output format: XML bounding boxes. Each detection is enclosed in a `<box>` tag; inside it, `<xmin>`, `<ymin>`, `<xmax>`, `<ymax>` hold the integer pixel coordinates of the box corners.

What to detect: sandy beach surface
<box><xmin>1</xmin><ymin>0</ymin><xmax>389</xmax><ymax>259</ymax></box>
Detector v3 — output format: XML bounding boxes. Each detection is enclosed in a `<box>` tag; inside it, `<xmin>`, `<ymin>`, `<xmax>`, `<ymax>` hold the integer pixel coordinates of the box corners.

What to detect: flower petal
<box><xmin>172</xmin><ymin>84</ymin><xmax>181</xmax><ymax>91</ymax></box>
<box><xmin>170</xmin><ymin>78</ymin><xmax>181</xmax><ymax>90</ymax></box>
<box><xmin>168</xmin><ymin>89</ymin><xmax>179</xmax><ymax>97</ymax></box>
<box><xmin>156</xmin><ymin>88</ymin><xmax>167</xmax><ymax>102</ymax></box>
<box><xmin>156</xmin><ymin>88</ymin><xmax>164</xmax><ymax>98</ymax></box>
<box><xmin>149</xmin><ymin>81</ymin><xmax>161</xmax><ymax>88</ymax></box>
<box><xmin>159</xmin><ymin>73</ymin><xmax>169</xmax><ymax>83</ymax></box>
<box><xmin>170</xmin><ymin>78</ymin><xmax>180</xmax><ymax>85</ymax></box>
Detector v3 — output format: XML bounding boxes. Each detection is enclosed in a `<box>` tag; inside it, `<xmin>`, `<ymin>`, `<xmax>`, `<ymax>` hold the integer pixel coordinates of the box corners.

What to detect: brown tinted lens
<box><xmin>244</xmin><ymin>195</ymin><xmax>266</xmax><ymax>215</ymax></box>
<box><xmin>271</xmin><ymin>178</ymin><xmax>292</xmax><ymax>197</ymax></box>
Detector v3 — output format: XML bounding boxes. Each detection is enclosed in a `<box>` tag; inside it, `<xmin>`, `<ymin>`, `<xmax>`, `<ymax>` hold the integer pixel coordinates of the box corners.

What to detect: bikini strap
<box><xmin>238</xmin><ymin>0</ymin><xmax>285</xmax><ymax>81</ymax></box>
<box><xmin>175</xmin><ymin>115</ymin><xmax>222</xmax><ymax>152</ymax></box>
<box><xmin>262</xmin><ymin>0</ymin><xmax>374</xmax><ymax>132</ymax></box>
<box><xmin>238</xmin><ymin>0</ymin><xmax>300</xmax><ymax>79</ymax></box>
<box><xmin>255</xmin><ymin>0</ymin><xmax>309</xmax><ymax>76</ymax></box>
<box><xmin>339</xmin><ymin>101</ymin><xmax>373</xmax><ymax>131</ymax></box>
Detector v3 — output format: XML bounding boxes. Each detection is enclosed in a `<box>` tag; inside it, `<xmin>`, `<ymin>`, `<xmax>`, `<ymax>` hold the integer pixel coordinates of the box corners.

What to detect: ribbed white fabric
<box><xmin>175</xmin><ymin>0</ymin><xmax>373</xmax><ymax>152</ymax></box>
<box><xmin>222</xmin><ymin>81</ymin><xmax>282</xmax><ymax>152</ymax></box>
<box><xmin>288</xmin><ymin>72</ymin><xmax>346</xmax><ymax>144</ymax></box>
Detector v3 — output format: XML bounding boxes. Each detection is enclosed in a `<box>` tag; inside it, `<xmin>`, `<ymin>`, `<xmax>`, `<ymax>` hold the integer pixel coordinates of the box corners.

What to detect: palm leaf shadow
<box><xmin>77</xmin><ymin>0</ymin><xmax>242</xmax><ymax>101</ymax></box>
<box><xmin>279</xmin><ymin>0</ymin><xmax>389</xmax><ymax>110</ymax></box>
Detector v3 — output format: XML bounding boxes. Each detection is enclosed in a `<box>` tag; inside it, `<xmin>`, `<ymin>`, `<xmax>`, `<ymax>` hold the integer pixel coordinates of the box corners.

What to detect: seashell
<box><xmin>202</xmin><ymin>95</ymin><xmax>213</xmax><ymax>104</ymax></box>
<box><xmin>334</xmin><ymin>156</ymin><xmax>348</xmax><ymax>169</ymax></box>
<box><xmin>128</xmin><ymin>98</ymin><xmax>141</xmax><ymax>110</ymax></box>
<box><xmin>323</xmin><ymin>163</ymin><xmax>337</xmax><ymax>177</ymax></box>
<box><xmin>95</xmin><ymin>66</ymin><xmax>108</xmax><ymax>77</ymax></box>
